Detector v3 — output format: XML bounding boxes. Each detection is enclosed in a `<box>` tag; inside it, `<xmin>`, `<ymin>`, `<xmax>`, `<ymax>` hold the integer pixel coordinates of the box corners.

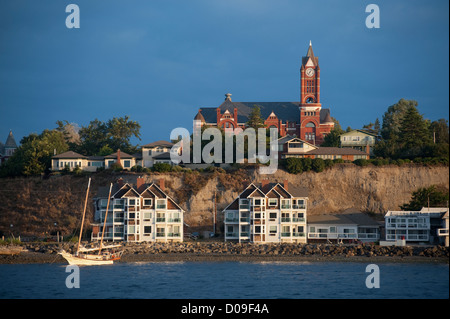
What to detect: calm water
<box><xmin>0</xmin><ymin>261</ymin><xmax>448</xmax><ymax>299</ymax></box>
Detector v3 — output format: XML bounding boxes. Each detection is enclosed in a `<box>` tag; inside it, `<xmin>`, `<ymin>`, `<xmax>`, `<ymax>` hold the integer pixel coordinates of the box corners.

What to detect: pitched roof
<box><xmin>198</xmin><ymin>100</ymin><xmax>332</xmax><ymax>126</ymax></box>
<box><xmin>5</xmin><ymin>131</ymin><xmax>18</xmax><ymax>148</ymax></box>
<box><xmin>308</xmin><ymin>213</ymin><xmax>380</xmax><ymax>226</ymax></box>
<box><xmin>104</xmin><ymin>151</ymin><xmax>135</xmax><ymax>159</ymax></box>
<box><xmin>52</xmin><ymin>151</ymin><xmax>87</xmax><ymax>159</ymax></box>
<box><xmin>142</xmin><ymin>140</ymin><xmax>174</xmax><ymax>148</ymax></box>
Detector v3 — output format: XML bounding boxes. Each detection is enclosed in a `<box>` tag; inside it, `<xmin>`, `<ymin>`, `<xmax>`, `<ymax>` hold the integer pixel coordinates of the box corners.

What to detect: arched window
<box><xmin>305</xmin><ymin>122</ymin><xmax>316</xmax><ymax>128</ymax></box>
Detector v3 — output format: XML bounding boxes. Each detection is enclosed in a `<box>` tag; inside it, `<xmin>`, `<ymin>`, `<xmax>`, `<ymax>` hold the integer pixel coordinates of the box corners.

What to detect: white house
<box><xmin>384</xmin><ymin>207</ymin><xmax>449</xmax><ymax>244</ymax></box>
<box><xmin>223</xmin><ymin>180</ymin><xmax>308</xmax><ymax>244</ymax></box>
<box><xmin>91</xmin><ymin>177</ymin><xmax>184</xmax><ymax>243</ymax></box>
<box><xmin>141</xmin><ymin>140</ymin><xmax>177</xmax><ymax>167</ymax></box>
<box><xmin>307</xmin><ymin>213</ymin><xmax>381</xmax><ymax>243</ymax></box>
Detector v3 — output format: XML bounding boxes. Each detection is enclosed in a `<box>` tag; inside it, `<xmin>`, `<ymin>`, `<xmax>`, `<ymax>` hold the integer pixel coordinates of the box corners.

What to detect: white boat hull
<box><xmin>59</xmin><ymin>251</ymin><xmax>115</xmax><ymax>266</ymax></box>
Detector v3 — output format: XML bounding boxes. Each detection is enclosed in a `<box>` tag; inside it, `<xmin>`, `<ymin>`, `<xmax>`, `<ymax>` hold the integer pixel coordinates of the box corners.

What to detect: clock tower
<box><xmin>299</xmin><ymin>41</ymin><xmax>332</xmax><ymax>144</ymax></box>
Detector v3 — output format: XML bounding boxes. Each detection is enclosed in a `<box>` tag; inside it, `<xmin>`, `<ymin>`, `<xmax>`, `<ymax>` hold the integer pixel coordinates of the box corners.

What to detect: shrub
<box><xmin>324</xmin><ymin>159</ymin><xmax>334</xmax><ymax>169</ymax></box>
<box><xmin>333</xmin><ymin>158</ymin><xmax>345</xmax><ymax>164</ymax></box>
<box><xmin>353</xmin><ymin>159</ymin><xmax>369</xmax><ymax>167</ymax></box>
<box><xmin>153</xmin><ymin>163</ymin><xmax>172</xmax><ymax>172</ymax></box>
<box><xmin>284</xmin><ymin>158</ymin><xmax>303</xmax><ymax>174</ymax></box>
<box><xmin>110</xmin><ymin>162</ymin><xmax>123</xmax><ymax>172</ymax></box>
<box><xmin>312</xmin><ymin>158</ymin><xmax>325</xmax><ymax>172</ymax></box>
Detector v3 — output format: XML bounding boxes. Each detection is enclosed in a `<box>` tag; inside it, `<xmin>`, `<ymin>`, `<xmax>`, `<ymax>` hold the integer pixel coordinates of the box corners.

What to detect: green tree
<box><xmin>400</xmin><ymin>185</ymin><xmax>449</xmax><ymax>211</ymax></box>
<box><xmin>321</xmin><ymin>127</ymin><xmax>343</xmax><ymax>147</ymax></box>
<box><xmin>284</xmin><ymin>158</ymin><xmax>303</xmax><ymax>174</ymax></box>
<box><xmin>397</xmin><ymin>105</ymin><xmax>432</xmax><ymax>158</ymax></box>
<box><xmin>0</xmin><ymin>129</ymin><xmax>68</xmax><ymax>177</ymax></box>
<box><xmin>381</xmin><ymin>98</ymin><xmax>415</xmax><ymax>140</ymax></box>
<box><xmin>246</xmin><ymin>105</ymin><xmax>266</xmax><ymax>130</ymax></box>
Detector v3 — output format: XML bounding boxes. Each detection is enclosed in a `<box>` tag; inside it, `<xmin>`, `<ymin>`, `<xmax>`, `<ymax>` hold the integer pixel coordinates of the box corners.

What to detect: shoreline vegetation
<box><xmin>1</xmin><ymin>242</ymin><xmax>448</xmax><ymax>265</ymax></box>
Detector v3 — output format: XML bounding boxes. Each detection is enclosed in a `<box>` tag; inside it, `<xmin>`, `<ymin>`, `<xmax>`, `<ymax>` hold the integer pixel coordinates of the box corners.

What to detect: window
<box><xmin>143</xmin><ymin>212</ymin><xmax>151</xmax><ymax>221</ymax></box>
<box><xmin>129</xmin><ymin>199</ymin><xmax>136</xmax><ymax>206</ymax></box>
<box><xmin>129</xmin><ymin>212</ymin><xmax>135</xmax><ymax>219</ymax></box>
<box><xmin>156</xmin><ymin>199</ymin><xmax>166</xmax><ymax>209</ymax></box>
<box><xmin>144</xmin><ymin>199</ymin><xmax>152</xmax><ymax>206</ymax></box>
<box><xmin>255</xmin><ymin>226</ymin><xmax>261</xmax><ymax>234</ymax></box>
<box><xmin>269</xmin><ymin>226</ymin><xmax>277</xmax><ymax>234</ymax></box>
<box><xmin>330</xmin><ymin>227</ymin><xmax>336</xmax><ymax>233</ymax></box>
<box><xmin>124</xmin><ymin>160</ymin><xmax>131</xmax><ymax>168</ymax></box>
<box><xmin>269</xmin><ymin>212</ymin><xmax>277</xmax><ymax>219</ymax></box>
<box><xmin>310</xmin><ymin>226</ymin><xmax>315</xmax><ymax>233</ymax></box>
<box><xmin>144</xmin><ymin>226</ymin><xmax>152</xmax><ymax>235</ymax></box>
<box><xmin>254</xmin><ymin>198</ymin><xmax>264</xmax><ymax>206</ymax></box>
<box><xmin>281</xmin><ymin>199</ymin><xmax>291</xmax><ymax>209</ymax></box>
<box><xmin>128</xmin><ymin>225</ymin><xmax>136</xmax><ymax>234</ymax></box>
<box><xmin>268</xmin><ymin>199</ymin><xmax>278</xmax><ymax>206</ymax></box>
<box><xmin>305</xmin><ymin>122</ymin><xmax>316</xmax><ymax>128</ymax></box>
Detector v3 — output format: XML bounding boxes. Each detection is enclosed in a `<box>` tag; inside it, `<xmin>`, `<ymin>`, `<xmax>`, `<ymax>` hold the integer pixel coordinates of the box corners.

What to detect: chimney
<box><xmin>234</xmin><ymin>107</ymin><xmax>238</xmax><ymax>123</ymax></box>
<box><xmin>283</xmin><ymin>179</ymin><xmax>289</xmax><ymax>191</ymax></box>
<box><xmin>159</xmin><ymin>178</ymin><xmax>165</xmax><ymax>191</ymax></box>
<box><xmin>116</xmin><ymin>149</ymin><xmax>123</xmax><ymax>167</ymax></box>
<box><xmin>366</xmin><ymin>144</ymin><xmax>370</xmax><ymax>156</ymax></box>
<box><xmin>136</xmin><ymin>177</ymin><xmax>145</xmax><ymax>192</ymax></box>
<box><xmin>261</xmin><ymin>179</ymin><xmax>269</xmax><ymax>190</ymax></box>
<box><xmin>117</xmin><ymin>178</ymin><xmax>124</xmax><ymax>187</ymax></box>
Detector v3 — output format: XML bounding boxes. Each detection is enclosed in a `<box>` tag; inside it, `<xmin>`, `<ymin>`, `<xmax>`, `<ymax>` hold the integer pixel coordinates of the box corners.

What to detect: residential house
<box><xmin>339</xmin><ymin>130</ymin><xmax>378</xmax><ymax>156</ymax></box>
<box><xmin>51</xmin><ymin>149</ymin><xmax>138</xmax><ymax>172</ymax></box>
<box><xmin>278</xmin><ymin>135</ymin><xmax>369</xmax><ymax>161</ymax></box>
<box><xmin>384</xmin><ymin>207</ymin><xmax>449</xmax><ymax>244</ymax></box>
<box><xmin>141</xmin><ymin>140</ymin><xmax>177</xmax><ymax>167</ymax></box>
<box><xmin>307</xmin><ymin>213</ymin><xmax>381</xmax><ymax>243</ymax></box>
<box><xmin>223</xmin><ymin>180</ymin><xmax>308</xmax><ymax>243</ymax></box>
<box><xmin>91</xmin><ymin>177</ymin><xmax>184</xmax><ymax>243</ymax></box>
<box><xmin>438</xmin><ymin>211</ymin><xmax>449</xmax><ymax>247</ymax></box>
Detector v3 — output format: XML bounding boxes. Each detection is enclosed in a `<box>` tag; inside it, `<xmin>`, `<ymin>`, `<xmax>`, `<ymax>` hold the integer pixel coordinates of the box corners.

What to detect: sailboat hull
<box><xmin>59</xmin><ymin>251</ymin><xmax>115</xmax><ymax>266</ymax></box>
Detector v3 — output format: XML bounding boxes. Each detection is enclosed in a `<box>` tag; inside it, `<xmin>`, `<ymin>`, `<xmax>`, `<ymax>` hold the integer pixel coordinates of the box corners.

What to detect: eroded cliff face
<box><xmin>0</xmin><ymin>165</ymin><xmax>448</xmax><ymax>236</ymax></box>
<box><xmin>170</xmin><ymin>165</ymin><xmax>449</xmax><ymax>227</ymax></box>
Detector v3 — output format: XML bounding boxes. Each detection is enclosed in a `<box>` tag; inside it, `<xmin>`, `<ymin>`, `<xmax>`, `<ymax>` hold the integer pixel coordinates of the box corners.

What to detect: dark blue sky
<box><xmin>0</xmin><ymin>0</ymin><xmax>448</xmax><ymax>146</ymax></box>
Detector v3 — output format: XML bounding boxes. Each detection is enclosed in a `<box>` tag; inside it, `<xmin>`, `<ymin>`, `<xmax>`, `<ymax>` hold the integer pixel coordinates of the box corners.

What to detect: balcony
<box><xmin>167</xmin><ymin>233</ymin><xmax>181</xmax><ymax>237</ymax></box>
<box><xmin>292</xmin><ymin>204</ymin><xmax>306</xmax><ymax>210</ymax></box>
<box><xmin>156</xmin><ymin>232</ymin><xmax>166</xmax><ymax>237</ymax></box>
<box><xmin>226</xmin><ymin>232</ymin><xmax>238</xmax><ymax>238</ymax></box>
<box><xmin>281</xmin><ymin>218</ymin><xmax>291</xmax><ymax>223</ymax></box>
<box><xmin>168</xmin><ymin>218</ymin><xmax>181</xmax><ymax>223</ymax></box>
<box><xmin>240</xmin><ymin>217</ymin><xmax>250</xmax><ymax>223</ymax></box>
<box><xmin>225</xmin><ymin>217</ymin><xmax>239</xmax><ymax>223</ymax></box>
<box><xmin>156</xmin><ymin>218</ymin><xmax>166</xmax><ymax>222</ymax></box>
<box><xmin>281</xmin><ymin>232</ymin><xmax>291</xmax><ymax>237</ymax></box>
<box><xmin>281</xmin><ymin>205</ymin><xmax>291</xmax><ymax>210</ymax></box>
<box><xmin>292</xmin><ymin>232</ymin><xmax>305</xmax><ymax>237</ymax></box>
<box><xmin>292</xmin><ymin>217</ymin><xmax>305</xmax><ymax>222</ymax></box>
<box><xmin>240</xmin><ymin>232</ymin><xmax>250</xmax><ymax>237</ymax></box>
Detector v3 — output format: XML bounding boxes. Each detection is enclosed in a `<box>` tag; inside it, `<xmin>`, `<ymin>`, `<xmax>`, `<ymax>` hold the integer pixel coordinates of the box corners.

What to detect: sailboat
<box><xmin>59</xmin><ymin>178</ymin><xmax>123</xmax><ymax>265</ymax></box>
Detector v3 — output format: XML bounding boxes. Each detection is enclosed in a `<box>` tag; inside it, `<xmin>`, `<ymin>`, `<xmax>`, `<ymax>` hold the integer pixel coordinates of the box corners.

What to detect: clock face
<box><xmin>306</xmin><ymin>68</ymin><xmax>315</xmax><ymax>77</ymax></box>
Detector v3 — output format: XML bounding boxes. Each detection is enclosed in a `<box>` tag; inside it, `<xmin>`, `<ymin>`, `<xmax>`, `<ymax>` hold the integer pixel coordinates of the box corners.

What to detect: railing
<box><xmin>292</xmin><ymin>233</ymin><xmax>305</xmax><ymax>237</ymax></box>
<box><xmin>240</xmin><ymin>232</ymin><xmax>249</xmax><ymax>237</ymax></box>
<box><xmin>225</xmin><ymin>218</ymin><xmax>239</xmax><ymax>223</ymax></box>
<box><xmin>358</xmin><ymin>233</ymin><xmax>379</xmax><ymax>239</ymax></box>
<box><xmin>167</xmin><ymin>233</ymin><xmax>181</xmax><ymax>237</ymax></box>
<box><xmin>156</xmin><ymin>232</ymin><xmax>165</xmax><ymax>237</ymax></box>
<box><xmin>168</xmin><ymin>218</ymin><xmax>181</xmax><ymax>222</ymax></box>
<box><xmin>239</xmin><ymin>205</ymin><xmax>250</xmax><ymax>210</ymax></box>
<box><xmin>281</xmin><ymin>218</ymin><xmax>291</xmax><ymax>222</ymax></box>
<box><xmin>386</xmin><ymin>223</ymin><xmax>428</xmax><ymax>229</ymax></box>
<box><xmin>240</xmin><ymin>217</ymin><xmax>250</xmax><ymax>223</ymax></box>
<box><xmin>292</xmin><ymin>217</ymin><xmax>305</xmax><ymax>222</ymax></box>
<box><xmin>156</xmin><ymin>218</ymin><xmax>166</xmax><ymax>222</ymax></box>
<box><xmin>281</xmin><ymin>205</ymin><xmax>291</xmax><ymax>209</ymax></box>
<box><xmin>281</xmin><ymin>232</ymin><xmax>291</xmax><ymax>237</ymax></box>
<box><xmin>226</xmin><ymin>232</ymin><xmax>238</xmax><ymax>237</ymax></box>
<box><xmin>386</xmin><ymin>234</ymin><xmax>428</xmax><ymax>240</ymax></box>
<box><xmin>308</xmin><ymin>233</ymin><xmax>357</xmax><ymax>239</ymax></box>
<box><xmin>292</xmin><ymin>205</ymin><xmax>306</xmax><ymax>209</ymax></box>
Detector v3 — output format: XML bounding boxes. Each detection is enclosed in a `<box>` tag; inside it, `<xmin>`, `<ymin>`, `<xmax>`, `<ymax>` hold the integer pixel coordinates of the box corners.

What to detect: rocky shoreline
<box><xmin>0</xmin><ymin>242</ymin><xmax>449</xmax><ymax>264</ymax></box>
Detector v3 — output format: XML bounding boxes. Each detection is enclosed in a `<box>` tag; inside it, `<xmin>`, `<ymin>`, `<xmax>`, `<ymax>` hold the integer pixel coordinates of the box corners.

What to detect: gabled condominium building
<box><xmin>385</xmin><ymin>207</ymin><xmax>449</xmax><ymax>245</ymax></box>
<box><xmin>91</xmin><ymin>177</ymin><xmax>184</xmax><ymax>243</ymax></box>
<box><xmin>223</xmin><ymin>180</ymin><xmax>308</xmax><ymax>243</ymax></box>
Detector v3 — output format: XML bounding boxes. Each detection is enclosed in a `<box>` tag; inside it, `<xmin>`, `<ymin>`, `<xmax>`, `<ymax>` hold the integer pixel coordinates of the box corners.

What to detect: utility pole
<box><xmin>213</xmin><ymin>190</ymin><xmax>217</xmax><ymax>235</ymax></box>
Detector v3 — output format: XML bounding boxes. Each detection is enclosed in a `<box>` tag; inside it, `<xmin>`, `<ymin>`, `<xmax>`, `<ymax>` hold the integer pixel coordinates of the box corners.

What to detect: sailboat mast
<box><xmin>77</xmin><ymin>178</ymin><xmax>91</xmax><ymax>255</ymax></box>
<box><xmin>98</xmin><ymin>183</ymin><xmax>113</xmax><ymax>255</ymax></box>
